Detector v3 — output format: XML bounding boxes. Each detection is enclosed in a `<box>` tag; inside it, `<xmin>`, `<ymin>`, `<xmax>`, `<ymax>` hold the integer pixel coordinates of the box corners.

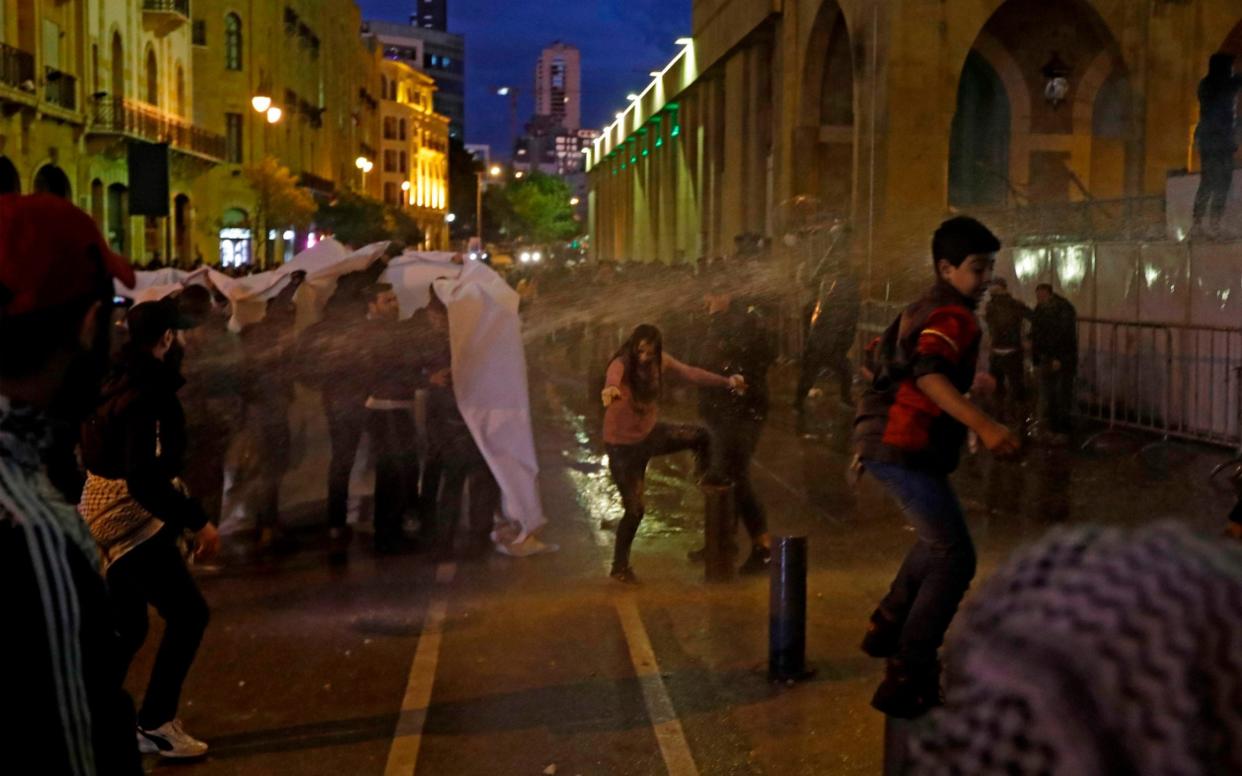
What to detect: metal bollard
<box><xmin>769</xmin><ymin>535</ymin><xmax>812</xmax><ymax>680</ymax></box>
<box><xmin>700</xmin><ymin>481</ymin><xmax>737</xmax><ymax>582</ymax></box>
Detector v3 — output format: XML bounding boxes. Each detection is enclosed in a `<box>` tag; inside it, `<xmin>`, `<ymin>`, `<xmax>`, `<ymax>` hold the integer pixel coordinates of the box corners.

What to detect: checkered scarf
<box><xmin>909</xmin><ymin>523</ymin><xmax>1242</xmax><ymax>776</ymax></box>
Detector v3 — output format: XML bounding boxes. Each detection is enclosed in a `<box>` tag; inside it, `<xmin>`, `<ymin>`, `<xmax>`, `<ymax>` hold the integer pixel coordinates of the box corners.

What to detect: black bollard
<box><xmin>769</xmin><ymin>535</ymin><xmax>812</xmax><ymax>681</ymax></box>
<box><xmin>701</xmin><ymin>481</ymin><xmax>737</xmax><ymax>582</ymax></box>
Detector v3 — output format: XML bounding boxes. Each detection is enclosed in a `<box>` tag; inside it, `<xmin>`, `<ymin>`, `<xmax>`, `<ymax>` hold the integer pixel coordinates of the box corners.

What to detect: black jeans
<box><xmin>795</xmin><ymin>338</ymin><xmax>853</xmax><ymax>408</ymax></box>
<box><xmin>436</xmin><ymin>429</ymin><xmax>500</xmax><ymax>552</ymax></box>
<box><xmin>107</xmin><ymin>531</ymin><xmax>209</xmax><ymax>730</ymax></box>
<box><xmin>706</xmin><ymin>419</ymin><xmax>767</xmax><ymax>542</ymax></box>
<box><xmin>865</xmin><ymin>461</ymin><xmax>976</xmax><ymax>664</ymax></box>
<box><xmin>1038</xmin><ymin>362</ymin><xmax>1075</xmax><ymax>434</ymax></box>
<box><xmin>325</xmin><ymin>397</ymin><xmax>365</xmax><ymax>530</ymax></box>
<box><xmin>368</xmin><ymin>409</ymin><xmax>420</xmax><ymax>546</ymax></box>
<box><xmin>1194</xmin><ymin>147</ymin><xmax>1235</xmax><ymax>225</ymax></box>
<box><xmin>606</xmin><ymin>422</ymin><xmax>710</xmax><ymax>570</ymax></box>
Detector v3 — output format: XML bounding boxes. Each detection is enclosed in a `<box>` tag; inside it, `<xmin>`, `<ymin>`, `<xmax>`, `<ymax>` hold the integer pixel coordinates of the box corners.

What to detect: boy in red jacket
<box><xmin>852</xmin><ymin>216</ymin><xmax>1020</xmax><ymax>718</ymax></box>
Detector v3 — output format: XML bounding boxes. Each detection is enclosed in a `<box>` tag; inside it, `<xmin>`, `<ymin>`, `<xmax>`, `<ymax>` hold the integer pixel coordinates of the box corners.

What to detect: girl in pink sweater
<box><xmin>602</xmin><ymin>324</ymin><xmax>745</xmax><ymax>583</ymax></box>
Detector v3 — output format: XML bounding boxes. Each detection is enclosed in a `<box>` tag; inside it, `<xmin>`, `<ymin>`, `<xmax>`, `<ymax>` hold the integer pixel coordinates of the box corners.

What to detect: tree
<box><xmin>316</xmin><ymin>191</ymin><xmax>425</xmax><ymax>249</ymax></box>
<box><xmin>493</xmin><ymin>172</ymin><xmax>577</xmax><ymax>245</ymax></box>
<box><xmin>242</xmin><ymin>156</ymin><xmax>316</xmax><ymax>267</ymax></box>
<box><xmin>447</xmin><ymin>136</ymin><xmax>480</xmax><ymax>241</ymax></box>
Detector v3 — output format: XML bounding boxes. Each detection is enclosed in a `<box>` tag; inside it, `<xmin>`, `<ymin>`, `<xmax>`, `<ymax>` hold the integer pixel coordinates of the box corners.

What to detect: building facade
<box><xmin>535</xmin><ymin>41</ymin><xmax>581</xmax><ymax>131</ymax></box>
<box><xmin>1</xmin><ymin>0</ymin><xmax>455</xmax><ymax>268</ymax></box>
<box><xmin>588</xmin><ymin>0</ymin><xmax>1242</xmax><ymax>295</ymax></box>
<box><xmin>362</xmin><ymin>18</ymin><xmax>464</xmax><ymax>141</ymax></box>
<box><xmin>378</xmin><ymin>57</ymin><xmax>449</xmax><ymax>248</ymax></box>
<box><xmin>415</xmin><ymin>0</ymin><xmax>447</xmax><ymax>31</ymax></box>
<box><xmin>1</xmin><ymin>0</ymin><xmax>223</xmax><ymax>264</ymax></box>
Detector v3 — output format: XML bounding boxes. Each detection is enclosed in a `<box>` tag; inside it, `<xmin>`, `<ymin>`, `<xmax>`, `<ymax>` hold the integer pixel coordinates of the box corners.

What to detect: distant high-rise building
<box><xmin>534</xmin><ymin>42</ymin><xmax>581</xmax><ymax>131</ymax></box>
<box><xmin>362</xmin><ymin>19</ymin><xmax>465</xmax><ymax>141</ymax></box>
<box><xmin>414</xmin><ymin>0</ymin><xmax>447</xmax><ymax>31</ymax></box>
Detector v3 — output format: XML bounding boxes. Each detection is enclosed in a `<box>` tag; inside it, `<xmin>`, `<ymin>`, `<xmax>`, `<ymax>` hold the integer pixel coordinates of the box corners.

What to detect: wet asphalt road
<box><xmin>130</xmin><ymin>359</ymin><xmax>1237</xmax><ymax>775</ymax></box>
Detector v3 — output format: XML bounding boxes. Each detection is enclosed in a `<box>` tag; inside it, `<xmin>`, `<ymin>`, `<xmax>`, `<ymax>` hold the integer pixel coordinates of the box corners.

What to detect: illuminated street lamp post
<box><xmin>475</xmin><ymin>163</ymin><xmax>503</xmax><ymax>245</ymax></box>
<box><xmin>355</xmin><ymin>155</ymin><xmax>374</xmax><ymax>192</ymax></box>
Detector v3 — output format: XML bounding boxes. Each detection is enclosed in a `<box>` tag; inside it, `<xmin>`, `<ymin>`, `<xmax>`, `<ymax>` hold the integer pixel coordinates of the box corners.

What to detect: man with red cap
<box><xmin>0</xmin><ymin>193</ymin><xmax>142</xmax><ymax>774</ymax></box>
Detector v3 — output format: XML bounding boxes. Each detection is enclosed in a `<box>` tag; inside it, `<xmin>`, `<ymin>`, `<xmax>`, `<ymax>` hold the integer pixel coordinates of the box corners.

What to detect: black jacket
<box><xmin>984</xmin><ymin>293</ymin><xmax>1031</xmax><ymax>351</ymax></box>
<box><xmin>695</xmin><ymin>304</ymin><xmax>776</xmax><ymax>424</ymax></box>
<box><xmin>80</xmin><ymin>350</ymin><xmax>209</xmax><ymax>532</ymax></box>
<box><xmin>1196</xmin><ymin>56</ymin><xmax>1242</xmax><ymax>152</ymax></box>
<box><xmin>1031</xmin><ymin>294</ymin><xmax>1078</xmax><ymax>368</ymax></box>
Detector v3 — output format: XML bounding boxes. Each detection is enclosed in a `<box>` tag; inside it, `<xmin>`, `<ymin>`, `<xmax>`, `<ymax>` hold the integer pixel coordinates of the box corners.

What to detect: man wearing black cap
<box><xmin>0</xmin><ymin>192</ymin><xmax>142</xmax><ymax>773</ymax></box>
<box><xmin>79</xmin><ymin>297</ymin><xmax>218</xmax><ymax>759</ymax></box>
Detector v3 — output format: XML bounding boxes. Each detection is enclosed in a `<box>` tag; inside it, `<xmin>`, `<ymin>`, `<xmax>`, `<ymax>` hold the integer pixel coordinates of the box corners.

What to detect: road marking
<box><xmin>615</xmin><ymin>597</ymin><xmax>701</xmax><ymax>776</ymax></box>
<box><xmin>385</xmin><ymin>561</ymin><xmax>456</xmax><ymax>776</ymax></box>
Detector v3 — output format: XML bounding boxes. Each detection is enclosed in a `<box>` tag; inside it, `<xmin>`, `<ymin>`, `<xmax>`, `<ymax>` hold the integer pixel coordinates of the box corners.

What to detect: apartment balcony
<box><xmin>90</xmin><ymin>97</ymin><xmax>225</xmax><ymax>162</ymax></box>
<box><xmin>143</xmin><ymin>0</ymin><xmax>190</xmax><ymax>35</ymax></box>
<box><xmin>0</xmin><ymin>43</ymin><xmax>35</xmax><ymax>94</ymax></box>
<box><xmin>43</xmin><ymin>67</ymin><xmax>76</xmax><ymax>111</ymax></box>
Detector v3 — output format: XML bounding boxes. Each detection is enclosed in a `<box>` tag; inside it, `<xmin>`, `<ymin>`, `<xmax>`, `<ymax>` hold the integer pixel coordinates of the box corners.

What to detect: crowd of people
<box><xmin>0</xmin><ymin>191</ymin><xmax>513</xmax><ymax>767</ymax></box>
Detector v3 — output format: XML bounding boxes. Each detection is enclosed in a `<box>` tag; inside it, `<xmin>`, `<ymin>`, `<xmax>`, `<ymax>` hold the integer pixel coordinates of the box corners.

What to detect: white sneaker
<box><xmin>137</xmin><ymin>719</ymin><xmax>208</xmax><ymax>758</ymax></box>
<box><xmin>494</xmin><ymin>534</ymin><xmax>559</xmax><ymax>557</ymax></box>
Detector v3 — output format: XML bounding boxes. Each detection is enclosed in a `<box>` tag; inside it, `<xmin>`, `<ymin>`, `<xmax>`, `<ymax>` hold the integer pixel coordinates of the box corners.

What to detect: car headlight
<box><xmin>520</xmin><ymin>251</ymin><xmax>531</xmax><ymax>263</ymax></box>
<box><xmin>532</xmin><ymin>251</ymin><xmax>542</xmax><ymax>262</ymax></box>
<box><xmin>468</xmin><ymin>252</ymin><xmax>478</xmax><ymax>261</ymax></box>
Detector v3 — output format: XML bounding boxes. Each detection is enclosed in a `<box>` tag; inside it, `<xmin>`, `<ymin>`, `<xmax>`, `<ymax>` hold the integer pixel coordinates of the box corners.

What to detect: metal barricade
<box><xmin>1076</xmin><ymin>317</ymin><xmax>1242</xmax><ymax>450</ymax></box>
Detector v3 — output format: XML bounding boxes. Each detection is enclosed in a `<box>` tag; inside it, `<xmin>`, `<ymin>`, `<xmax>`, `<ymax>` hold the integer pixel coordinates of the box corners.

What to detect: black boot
<box><xmin>871</xmin><ymin>657</ymin><xmax>942</xmax><ymax>719</ymax></box>
<box><xmin>860</xmin><ymin>609</ymin><xmax>902</xmax><ymax>658</ymax></box>
<box><xmin>738</xmin><ymin>544</ymin><xmax>771</xmax><ymax>575</ymax></box>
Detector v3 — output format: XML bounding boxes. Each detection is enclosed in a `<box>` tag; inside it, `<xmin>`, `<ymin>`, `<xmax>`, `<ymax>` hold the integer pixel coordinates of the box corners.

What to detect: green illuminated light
<box><xmin>655</xmin><ymin>137</ymin><xmax>663</xmax><ymax>148</ymax></box>
<box><xmin>630</xmin><ymin>155</ymin><xmax>637</xmax><ymax>164</ymax></box>
<box><xmin>642</xmin><ymin>148</ymin><xmax>649</xmax><ymax>157</ymax></box>
<box><xmin>670</xmin><ymin>125</ymin><xmax>680</xmax><ymax>137</ymax></box>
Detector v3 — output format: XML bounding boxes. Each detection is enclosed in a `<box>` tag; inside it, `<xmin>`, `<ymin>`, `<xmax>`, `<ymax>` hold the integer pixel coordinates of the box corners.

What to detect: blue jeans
<box><xmin>864</xmin><ymin>459</ymin><xmax>977</xmax><ymax>663</ymax></box>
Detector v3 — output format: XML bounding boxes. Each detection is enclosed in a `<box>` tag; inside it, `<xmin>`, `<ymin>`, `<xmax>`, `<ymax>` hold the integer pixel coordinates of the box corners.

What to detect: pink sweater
<box><xmin>603</xmin><ymin>353</ymin><xmax>729</xmax><ymax>445</ymax></box>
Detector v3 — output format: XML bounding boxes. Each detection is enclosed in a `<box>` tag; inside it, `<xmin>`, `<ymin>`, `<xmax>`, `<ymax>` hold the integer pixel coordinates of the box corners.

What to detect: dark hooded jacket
<box><xmin>695</xmin><ymin>303</ymin><xmax>776</xmax><ymax>424</ymax></box>
<box><xmin>1197</xmin><ymin>54</ymin><xmax>1242</xmax><ymax>153</ymax></box>
<box><xmin>80</xmin><ymin>348</ymin><xmax>208</xmax><ymax>532</ymax></box>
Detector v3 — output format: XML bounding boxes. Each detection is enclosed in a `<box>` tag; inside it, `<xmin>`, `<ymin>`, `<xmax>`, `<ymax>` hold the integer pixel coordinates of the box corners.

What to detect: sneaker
<box><xmin>860</xmin><ymin>609</ymin><xmax>902</xmax><ymax>658</ymax></box>
<box><xmin>738</xmin><ymin>545</ymin><xmax>771</xmax><ymax>575</ymax></box>
<box><xmin>870</xmin><ymin>659</ymin><xmax>942</xmax><ymax>719</ymax></box>
<box><xmin>137</xmin><ymin>720</ymin><xmax>208</xmax><ymax>759</ymax></box>
<box><xmin>610</xmin><ymin>565</ymin><xmax>639</xmax><ymax>585</ymax></box>
<box><xmin>494</xmin><ymin>534</ymin><xmax>560</xmax><ymax>557</ymax></box>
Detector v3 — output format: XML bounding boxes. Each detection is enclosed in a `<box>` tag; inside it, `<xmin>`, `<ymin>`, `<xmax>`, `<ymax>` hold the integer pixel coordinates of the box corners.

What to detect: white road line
<box><xmin>615</xmin><ymin>597</ymin><xmax>702</xmax><ymax>776</ymax></box>
<box><xmin>384</xmin><ymin>562</ymin><xmax>457</xmax><ymax>776</ymax></box>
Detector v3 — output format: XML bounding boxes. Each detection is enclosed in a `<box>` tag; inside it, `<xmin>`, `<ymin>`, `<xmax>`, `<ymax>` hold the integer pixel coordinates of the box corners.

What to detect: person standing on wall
<box><xmin>1193</xmin><ymin>53</ymin><xmax>1242</xmax><ymax>238</ymax></box>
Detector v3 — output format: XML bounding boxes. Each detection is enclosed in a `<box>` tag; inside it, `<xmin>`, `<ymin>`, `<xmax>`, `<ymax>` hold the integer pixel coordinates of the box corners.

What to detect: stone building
<box><xmin>587</xmin><ymin>0</ymin><xmax>1242</xmax><ymax>294</ymax></box>
<box><xmin>1</xmin><ymin>0</ymin><xmax>221</xmax><ymax>264</ymax></box>
<box><xmin>377</xmin><ymin>57</ymin><xmax>449</xmax><ymax>248</ymax></box>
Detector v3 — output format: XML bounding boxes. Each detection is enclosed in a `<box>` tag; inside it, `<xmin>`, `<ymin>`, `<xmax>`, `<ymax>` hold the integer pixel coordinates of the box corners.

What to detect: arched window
<box><xmin>111</xmin><ymin>32</ymin><xmax>124</xmax><ymax>98</ymax></box>
<box><xmin>145</xmin><ymin>48</ymin><xmax>158</xmax><ymax>105</ymax></box>
<box><xmin>225</xmin><ymin>14</ymin><xmax>242</xmax><ymax>71</ymax></box>
<box><xmin>175</xmin><ymin>64</ymin><xmax>185</xmax><ymax>115</ymax></box>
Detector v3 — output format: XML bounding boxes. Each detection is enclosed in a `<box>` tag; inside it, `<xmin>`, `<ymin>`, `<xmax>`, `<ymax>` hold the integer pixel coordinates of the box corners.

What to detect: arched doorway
<box><xmin>174</xmin><ymin>193</ymin><xmax>191</xmax><ymax>263</ymax></box>
<box><xmin>797</xmin><ymin>1</ymin><xmax>854</xmax><ymax>215</ymax></box>
<box><xmin>949</xmin><ymin>51</ymin><xmax>1012</xmax><ymax>206</ymax></box>
<box><xmin>219</xmin><ymin>208</ymin><xmax>251</xmax><ymax>267</ymax></box>
<box><xmin>107</xmin><ymin>183</ymin><xmax>128</xmax><ymax>255</ymax></box>
<box><xmin>145</xmin><ymin>47</ymin><xmax>158</xmax><ymax>105</ymax></box>
<box><xmin>0</xmin><ymin>156</ymin><xmax>19</xmax><ymax>194</ymax></box>
<box><xmin>111</xmin><ymin>32</ymin><xmax>124</xmax><ymax>99</ymax></box>
<box><xmin>91</xmin><ymin>179</ymin><xmax>104</xmax><ymax>225</ymax></box>
<box><xmin>33</xmin><ymin>164</ymin><xmax>71</xmax><ymax>198</ymax></box>
<box><xmin>950</xmin><ymin>0</ymin><xmax>1127</xmax><ymax>208</ymax></box>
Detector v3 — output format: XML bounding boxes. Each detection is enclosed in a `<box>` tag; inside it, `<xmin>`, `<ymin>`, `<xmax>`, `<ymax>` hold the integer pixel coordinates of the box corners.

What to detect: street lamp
<box><xmin>251</xmin><ymin>94</ymin><xmax>271</xmax><ymax>113</ymax></box>
<box><xmin>489</xmin><ymin>164</ymin><xmax>502</xmax><ymax>177</ymax></box>
<box><xmin>265</xmin><ymin>105</ymin><xmax>282</xmax><ymax>123</ymax></box>
<box><xmin>569</xmin><ymin>196</ymin><xmax>580</xmax><ymax>206</ymax></box>
<box><xmin>355</xmin><ymin>155</ymin><xmax>373</xmax><ymax>190</ymax></box>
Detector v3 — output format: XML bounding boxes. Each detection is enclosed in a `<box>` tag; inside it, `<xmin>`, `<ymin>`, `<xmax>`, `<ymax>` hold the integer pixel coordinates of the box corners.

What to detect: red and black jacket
<box><xmin>853</xmin><ymin>281</ymin><xmax>981</xmax><ymax>474</ymax></box>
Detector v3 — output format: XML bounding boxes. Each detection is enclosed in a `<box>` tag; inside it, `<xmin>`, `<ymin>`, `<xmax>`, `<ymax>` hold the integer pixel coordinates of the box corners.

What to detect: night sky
<box><xmin>356</xmin><ymin>0</ymin><xmax>691</xmax><ymax>158</ymax></box>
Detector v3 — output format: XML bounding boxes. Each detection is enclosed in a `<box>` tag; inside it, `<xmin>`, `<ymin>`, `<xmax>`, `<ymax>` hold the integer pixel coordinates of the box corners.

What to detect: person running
<box><xmin>852</xmin><ymin>216</ymin><xmax>1020</xmax><ymax>718</ymax></box>
<box><xmin>602</xmin><ymin>324</ymin><xmax>745</xmax><ymax>584</ymax></box>
<box><xmin>79</xmin><ymin>298</ymin><xmax>219</xmax><ymax>759</ymax></box>
<box><xmin>1</xmin><ymin>192</ymin><xmax>143</xmax><ymax>774</ymax></box>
